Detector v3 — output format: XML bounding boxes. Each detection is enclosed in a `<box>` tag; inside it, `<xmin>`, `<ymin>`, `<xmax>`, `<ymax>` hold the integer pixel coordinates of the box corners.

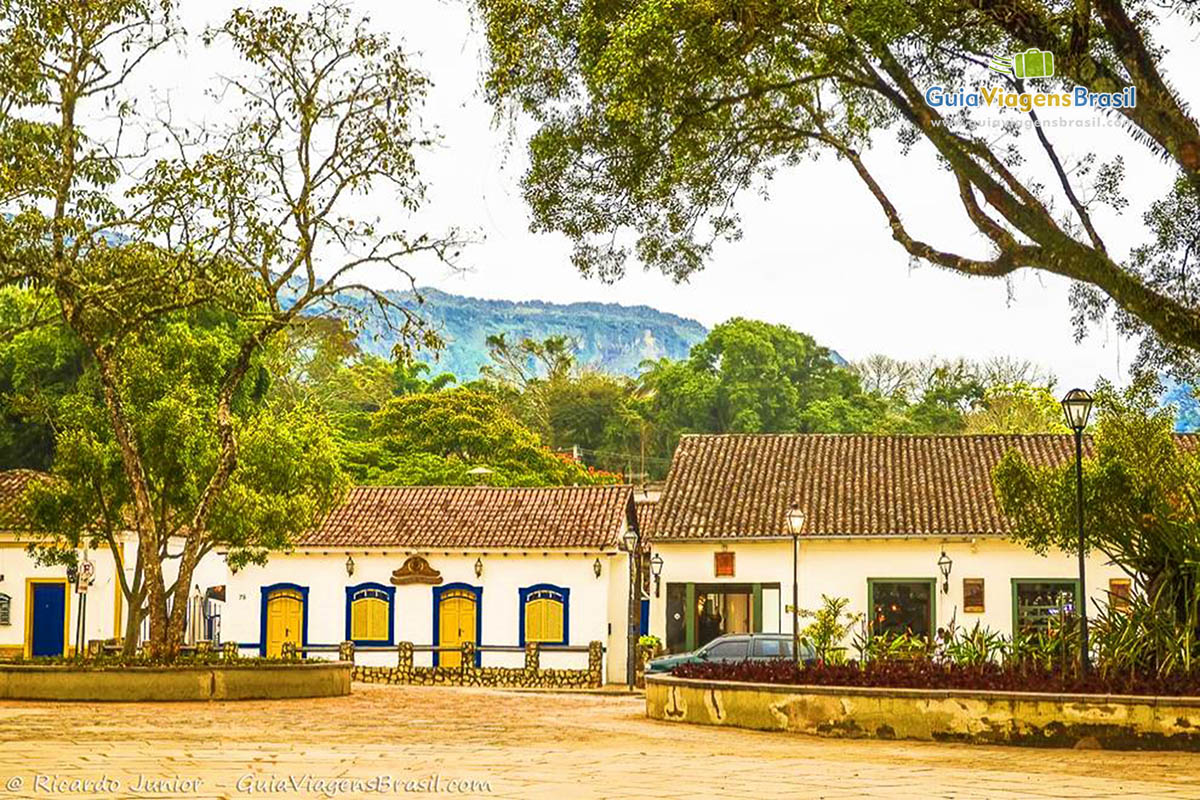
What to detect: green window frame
<box><xmin>867</xmin><ymin>578</ymin><xmax>936</xmax><ymax>639</ymax></box>
<box><xmin>1011</xmin><ymin>578</ymin><xmax>1080</xmax><ymax>634</ymax></box>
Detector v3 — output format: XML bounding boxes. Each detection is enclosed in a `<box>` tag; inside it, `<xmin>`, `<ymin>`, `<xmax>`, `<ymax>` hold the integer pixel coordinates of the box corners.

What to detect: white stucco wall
<box><xmin>223</xmin><ymin>548</ymin><xmax>634</xmax><ymax>682</ymax></box>
<box><xmin>0</xmin><ymin>536</ymin><xmax>124</xmax><ymax>657</ymax></box>
<box><xmin>647</xmin><ymin>537</ymin><xmax>1127</xmax><ymax>651</ymax></box>
<box><xmin>0</xmin><ymin>531</ymin><xmax>231</xmax><ymax>657</ymax></box>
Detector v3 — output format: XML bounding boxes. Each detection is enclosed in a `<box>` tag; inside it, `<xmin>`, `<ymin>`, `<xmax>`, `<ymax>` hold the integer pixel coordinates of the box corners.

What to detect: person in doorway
<box><xmin>698</xmin><ymin>596</ymin><xmax>723</xmax><ymax>647</ymax></box>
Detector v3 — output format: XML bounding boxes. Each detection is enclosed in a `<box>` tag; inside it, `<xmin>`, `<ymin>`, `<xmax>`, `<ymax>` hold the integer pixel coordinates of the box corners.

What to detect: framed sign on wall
<box><xmin>962</xmin><ymin>578</ymin><xmax>985</xmax><ymax>613</ymax></box>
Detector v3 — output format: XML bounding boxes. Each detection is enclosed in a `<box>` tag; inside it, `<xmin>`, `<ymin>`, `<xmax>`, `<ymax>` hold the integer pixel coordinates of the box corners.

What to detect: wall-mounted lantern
<box><xmin>474</xmin><ymin>557</ymin><xmax>483</xmax><ymax>579</ymax></box>
<box><xmin>650</xmin><ymin>553</ymin><xmax>664</xmax><ymax>597</ymax></box>
<box><xmin>593</xmin><ymin>557</ymin><xmax>602</xmax><ymax>579</ymax></box>
<box><xmin>937</xmin><ymin>550</ymin><xmax>953</xmax><ymax>594</ymax></box>
<box><xmin>345</xmin><ymin>554</ymin><xmax>356</xmax><ymax>578</ymax></box>
<box><xmin>622</xmin><ymin>529</ymin><xmax>638</xmax><ymax>553</ymax></box>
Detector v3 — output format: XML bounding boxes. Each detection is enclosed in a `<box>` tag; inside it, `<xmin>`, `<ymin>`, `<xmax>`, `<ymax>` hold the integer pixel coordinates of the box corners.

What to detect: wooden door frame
<box><xmin>432</xmin><ymin>582</ymin><xmax>482</xmax><ymax>667</ymax></box>
<box><xmin>689</xmin><ymin>583</ymin><xmax>760</xmax><ymax>650</ymax></box>
<box><xmin>25</xmin><ymin>578</ymin><xmax>70</xmax><ymax>659</ymax></box>
<box><xmin>258</xmin><ymin>583</ymin><xmax>309</xmax><ymax>657</ymax></box>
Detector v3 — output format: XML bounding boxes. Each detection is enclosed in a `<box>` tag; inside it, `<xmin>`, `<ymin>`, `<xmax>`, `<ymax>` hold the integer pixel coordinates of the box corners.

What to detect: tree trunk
<box><xmin>121</xmin><ymin>589</ymin><xmax>143</xmax><ymax>658</ymax></box>
<box><xmin>165</xmin><ymin>535</ymin><xmax>204</xmax><ymax>655</ymax></box>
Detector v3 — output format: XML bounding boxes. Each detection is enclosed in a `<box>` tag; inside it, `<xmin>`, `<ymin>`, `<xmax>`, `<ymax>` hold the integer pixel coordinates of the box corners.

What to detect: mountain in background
<box><xmin>351</xmin><ymin>287</ymin><xmax>711</xmax><ymax>379</ymax></box>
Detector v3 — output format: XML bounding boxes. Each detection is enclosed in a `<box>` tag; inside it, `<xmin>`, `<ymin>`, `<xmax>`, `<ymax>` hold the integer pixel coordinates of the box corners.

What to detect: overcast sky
<box><xmin>160</xmin><ymin>1</ymin><xmax>1200</xmax><ymax>390</ymax></box>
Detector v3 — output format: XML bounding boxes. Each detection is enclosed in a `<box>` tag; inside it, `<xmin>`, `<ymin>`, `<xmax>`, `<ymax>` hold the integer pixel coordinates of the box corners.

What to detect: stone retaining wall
<box><xmin>0</xmin><ymin>661</ymin><xmax>351</xmax><ymax>701</ymax></box>
<box><xmin>350</xmin><ymin>641</ymin><xmax>603</xmax><ymax>689</ymax></box>
<box><xmin>645</xmin><ymin>675</ymin><xmax>1200</xmax><ymax>750</ymax></box>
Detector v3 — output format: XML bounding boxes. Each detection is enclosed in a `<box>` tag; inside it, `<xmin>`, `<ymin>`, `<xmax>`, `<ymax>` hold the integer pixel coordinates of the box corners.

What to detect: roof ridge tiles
<box><xmin>652</xmin><ymin>433</ymin><xmax>1129</xmax><ymax>542</ymax></box>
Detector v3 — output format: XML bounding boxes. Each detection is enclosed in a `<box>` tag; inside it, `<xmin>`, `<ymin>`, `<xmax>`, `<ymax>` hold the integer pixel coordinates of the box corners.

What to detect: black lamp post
<box><xmin>622</xmin><ymin>528</ymin><xmax>640</xmax><ymax>690</ymax></box>
<box><xmin>650</xmin><ymin>552</ymin><xmax>664</xmax><ymax>598</ymax></box>
<box><xmin>1062</xmin><ymin>387</ymin><xmax>1094</xmax><ymax>671</ymax></box>
<box><xmin>787</xmin><ymin>505</ymin><xmax>806</xmax><ymax>666</ymax></box>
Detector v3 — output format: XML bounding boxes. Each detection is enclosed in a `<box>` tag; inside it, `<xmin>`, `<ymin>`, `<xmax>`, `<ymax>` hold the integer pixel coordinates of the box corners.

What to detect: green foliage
<box><xmin>459</xmin><ymin>322</ymin><xmax>1070</xmax><ymax>479</ymax></box>
<box><xmin>687</xmin><ymin>319</ymin><xmax>861</xmax><ymax>433</ymax></box>
<box><xmin>994</xmin><ymin>378</ymin><xmax>1200</xmax><ymax>595</ymax></box>
<box><xmin>19</xmin><ymin>309</ymin><xmax>351</xmax><ymax>572</ymax></box>
<box><xmin>0</xmin><ymin>0</ymin><xmax>459</xmax><ymax>656</ymax></box>
<box><xmin>939</xmin><ymin>622</ymin><xmax>1008</xmax><ymax>668</ymax></box>
<box><xmin>638</xmin><ymin>634</ymin><xmax>663</xmax><ymax>651</ymax></box>
<box><xmin>352</xmin><ymin>388</ymin><xmax>619</xmax><ymax>486</ymax></box>
<box><xmin>853</xmin><ymin>629</ymin><xmax>935</xmax><ymax>663</ymax></box>
<box><xmin>994</xmin><ymin>377</ymin><xmax>1200</xmax><ymax>673</ymax></box>
<box><xmin>964</xmin><ymin>383</ymin><xmax>1069</xmax><ymax>434</ymax></box>
<box><xmin>0</xmin><ymin>288</ymin><xmax>87</xmax><ymax>468</ymax></box>
<box><xmin>799</xmin><ymin>595</ymin><xmax>863</xmax><ymax>664</ymax></box>
<box><xmin>1091</xmin><ymin>583</ymin><xmax>1200</xmax><ymax>679</ymax></box>
<box><xmin>636</xmin><ymin>318</ymin><xmax>877</xmax><ymax>456</ymax></box>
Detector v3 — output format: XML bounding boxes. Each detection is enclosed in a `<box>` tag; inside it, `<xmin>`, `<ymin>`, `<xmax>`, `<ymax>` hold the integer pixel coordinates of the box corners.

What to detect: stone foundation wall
<box><xmin>349</xmin><ymin>641</ymin><xmax>604</xmax><ymax>689</ymax></box>
<box><xmin>0</xmin><ymin>662</ymin><xmax>351</xmax><ymax>701</ymax></box>
<box><xmin>645</xmin><ymin>675</ymin><xmax>1200</xmax><ymax>751</ymax></box>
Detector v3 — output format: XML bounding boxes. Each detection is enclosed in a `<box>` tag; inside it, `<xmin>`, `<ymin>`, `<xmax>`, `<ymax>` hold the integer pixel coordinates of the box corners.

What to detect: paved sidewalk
<box><xmin>1</xmin><ymin>684</ymin><xmax>1199</xmax><ymax>798</ymax></box>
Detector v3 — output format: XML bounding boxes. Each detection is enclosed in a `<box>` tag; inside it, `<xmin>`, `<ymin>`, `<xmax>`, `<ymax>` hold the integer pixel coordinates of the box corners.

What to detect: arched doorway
<box><xmin>261</xmin><ymin>584</ymin><xmax>307</xmax><ymax>658</ymax></box>
<box><xmin>434</xmin><ymin>584</ymin><xmax>480</xmax><ymax>667</ymax></box>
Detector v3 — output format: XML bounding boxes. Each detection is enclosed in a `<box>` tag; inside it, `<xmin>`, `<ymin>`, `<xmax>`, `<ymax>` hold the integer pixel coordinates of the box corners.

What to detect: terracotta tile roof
<box><xmin>634</xmin><ymin>500</ymin><xmax>656</xmax><ymax>535</ymax></box>
<box><xmin>299</xmin><ymin>485</ymin><xmax>634</xmax><ymax>550</ymax></box>
<box><xmin>633</xmin><ymin>499</ymin><xmax>657</xmax><ymax>551</ymax></box>
<box><xmin>0</xmin><ymin>469</ymin><xmax>51</xmax><ymax>530</ymax></box>
<box><xmin>650</xmin><ymin>434</ymin><xmax>1195</xmax><ymax>540</ymax></box>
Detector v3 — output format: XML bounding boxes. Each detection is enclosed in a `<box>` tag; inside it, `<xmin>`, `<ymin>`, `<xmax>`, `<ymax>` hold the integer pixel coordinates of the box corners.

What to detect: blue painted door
<box><xmin>31</xmin><ymin>582</ymin><xmax>66</xmax><ymax>657</ymax></box>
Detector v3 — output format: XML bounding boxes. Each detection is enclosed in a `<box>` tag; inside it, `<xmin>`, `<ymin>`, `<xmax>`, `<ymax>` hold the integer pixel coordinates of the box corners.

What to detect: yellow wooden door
<box><xmin>266</xmin><ymin>589</ymin><xmax>303</xmax><ymax>658</ymax></box>
<box><xmin>438</xmin><ymin>589</ymin><xmax>476</xmax><ymax>668</ymax></box>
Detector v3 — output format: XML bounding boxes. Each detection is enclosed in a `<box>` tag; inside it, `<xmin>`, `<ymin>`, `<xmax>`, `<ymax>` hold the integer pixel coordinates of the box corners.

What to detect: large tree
<box><xmin>994</xmin><ymin>378</ymin><xmax>1200</xmax><ymax>611</ymax></box>
<box><xmin>354</xmin><ymin>387</ymin><xmax>620</xmax><ymax>486</ymax></box>
<box><xmin>0</xmin><ymin>1</ymin><xmax>460</xmax><ymax>656</ymax></box>
<box><xmin>475</xmin><ymin>0</ymin><xmax>1200</xmax><ymax>373</ymax></box>
<box><xmin>635</xmin><ymin>317</ymin><xmax>878</xmax><ymax>450</ymax></box>
<box><xmin>18</xmin><ymin>307</ymin><xmax>347</xmax><ymax>653</ymax></box>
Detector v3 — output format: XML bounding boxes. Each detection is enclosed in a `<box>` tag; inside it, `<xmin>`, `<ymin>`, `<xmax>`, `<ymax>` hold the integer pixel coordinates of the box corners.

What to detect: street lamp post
<box><xmin>622</xmin><ymin>527</ymin><xmax>640</xmax><ymax>690</ymax></box>
<box><xmin>650</xmin><ymin>552</ymin><xmax>664</xmax><ymax>598</ymax></box>
<box><xmin>787</xmin><ymin>505</ymin><xmax>806</xmax><ymax>666</ymax></box>
<box><xmin>1061</xmin><ymin>388</ymin><xmax>1094</xmax><ymax>672</ymax></box>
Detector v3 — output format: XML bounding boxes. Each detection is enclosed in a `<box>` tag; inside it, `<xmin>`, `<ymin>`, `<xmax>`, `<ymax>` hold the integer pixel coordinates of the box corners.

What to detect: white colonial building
<box><xmin>0</xmin><ymin>469</ymin><xmax>227</xmax><ymax>659</ymax></box>
<box><xmin>2</xmin><ymin>432</ymin><xmax>1160</xmax><ymax>675</ymax></box>
<box><xmin>644</xmin><ymin>434</ymin><xmax>1132</xmax><ymax>655</ymax></box>
<box><xmin>1</xmin><ymin>470</ymin><xmax>122</xmax><ymax>659</ymax></box>
<box><xmin>221</xmin><ymin>485</ymin><xmax>639</xmax><ymax>681</ymax></box>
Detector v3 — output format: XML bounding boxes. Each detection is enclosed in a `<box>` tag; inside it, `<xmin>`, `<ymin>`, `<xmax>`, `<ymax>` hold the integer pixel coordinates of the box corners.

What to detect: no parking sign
<box><xmin>76</xmin><ymin>560</ymin><xmax>95</xmax><ymax>593</ymax></box>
